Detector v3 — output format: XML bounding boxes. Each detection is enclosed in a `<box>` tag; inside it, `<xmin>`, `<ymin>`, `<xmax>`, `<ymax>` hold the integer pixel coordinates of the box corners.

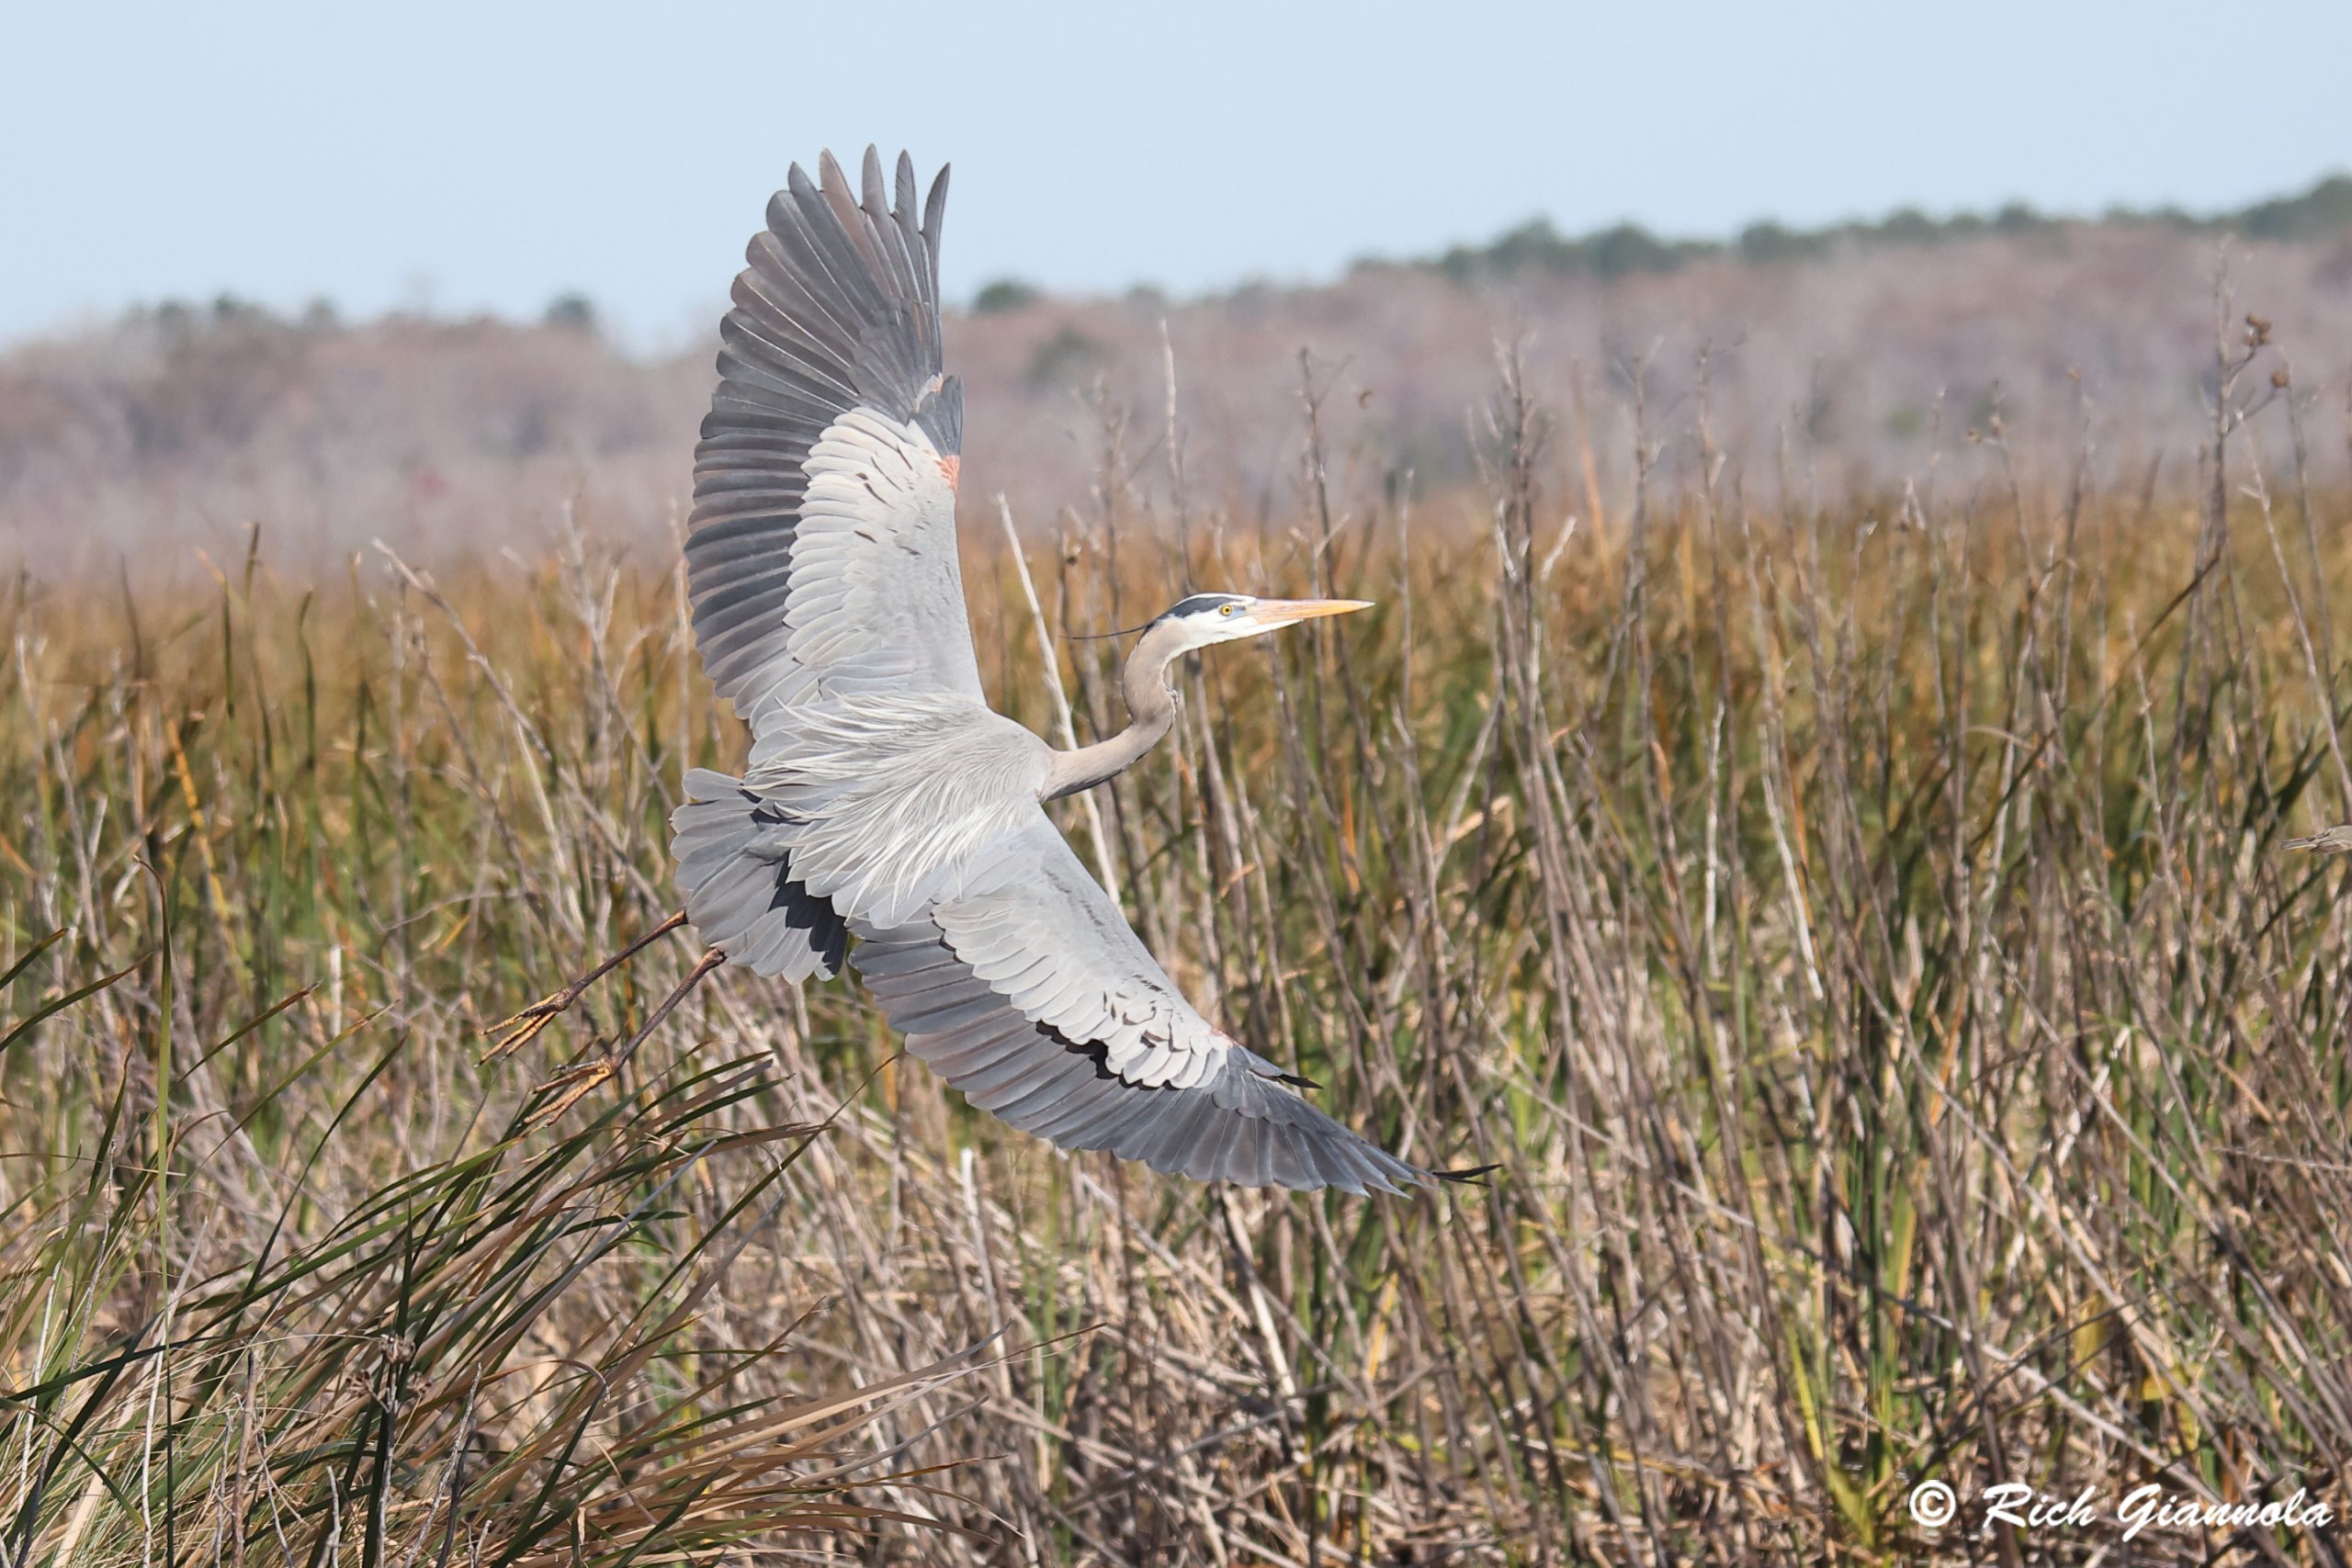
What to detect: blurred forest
<box><xmin>6</xmin><ymin>175</ymin><xmax>2351</xmax><ymax>567</ymax></box>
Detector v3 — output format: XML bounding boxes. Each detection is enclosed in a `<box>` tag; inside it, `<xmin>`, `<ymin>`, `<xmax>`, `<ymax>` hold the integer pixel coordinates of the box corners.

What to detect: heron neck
<box><xmin>1041</xmin><ymin>633</ymin><xmax>1180</xmax><ymax>800</ymax></box>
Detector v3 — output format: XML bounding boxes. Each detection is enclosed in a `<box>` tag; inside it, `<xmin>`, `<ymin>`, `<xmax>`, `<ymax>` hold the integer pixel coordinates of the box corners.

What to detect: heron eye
<box><xmin>1219</xmin><ymin>604</ymin><xmax>1236</xmax><ymax>615</ymax></box>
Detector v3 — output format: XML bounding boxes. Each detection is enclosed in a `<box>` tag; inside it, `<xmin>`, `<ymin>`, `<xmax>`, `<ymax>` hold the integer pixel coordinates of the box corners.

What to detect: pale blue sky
<box><xmin>5</xmin><ymin>0</ymin><xmax>2348</xmax><ymax>349</ymax></box>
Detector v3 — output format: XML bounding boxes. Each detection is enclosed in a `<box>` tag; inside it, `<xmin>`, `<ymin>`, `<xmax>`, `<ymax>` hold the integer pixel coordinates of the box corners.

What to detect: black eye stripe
<box><xmin>1164</xmin><ymin>593</ymin><xmax>1244</xmax><ymax>619</ymax></box>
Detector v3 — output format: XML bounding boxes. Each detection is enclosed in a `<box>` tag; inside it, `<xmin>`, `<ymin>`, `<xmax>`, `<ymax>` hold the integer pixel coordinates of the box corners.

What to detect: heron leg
<box><xmin>486</xmin><ymin>909</ymin><xmax>690</xmax><ymax>1057</ymax></box>
<box><xmin>527</xmin><ymin>945</ymin><xmax>728</xmax><ymax>1124</ymax></box>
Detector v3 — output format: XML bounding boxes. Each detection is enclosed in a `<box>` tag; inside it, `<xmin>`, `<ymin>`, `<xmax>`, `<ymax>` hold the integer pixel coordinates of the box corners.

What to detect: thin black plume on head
<box><xmin>1065</xmin><ymin>617</ymin><xmax>1154</xmax><ymax>643</ymax></box>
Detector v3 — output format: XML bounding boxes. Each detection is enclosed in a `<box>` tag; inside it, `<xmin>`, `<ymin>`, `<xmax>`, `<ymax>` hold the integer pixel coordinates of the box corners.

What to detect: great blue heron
<box><xmin>506</xmin><ymin>149</ymin><xmax>1471</xmax><ymax>1195</ymax></box>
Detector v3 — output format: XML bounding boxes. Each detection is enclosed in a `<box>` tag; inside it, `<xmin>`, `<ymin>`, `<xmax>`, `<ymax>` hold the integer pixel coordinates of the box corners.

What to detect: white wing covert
<box><xmin>850</xmin><ymin>816</ymin><xmax>1435</xmax><ymax>1194</ymax></box>
<box><xmin>935</xmin><ymin>818</ymin><xmax>1225</xmax><ymax>1089</ymax></box>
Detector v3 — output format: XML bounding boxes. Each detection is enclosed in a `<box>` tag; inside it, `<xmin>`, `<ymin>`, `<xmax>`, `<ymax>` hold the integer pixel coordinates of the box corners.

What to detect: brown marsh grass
<box><xmin>5</xmin><ymin>318</ymin><xmax>2352</xmax><ymax>1564</ymax></box>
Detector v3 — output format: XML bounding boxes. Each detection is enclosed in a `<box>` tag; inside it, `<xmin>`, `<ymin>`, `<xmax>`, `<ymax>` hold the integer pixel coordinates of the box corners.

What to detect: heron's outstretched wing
<box><xmin>688</xmin><ymin>147</ymin><xmax>982</xmax><ymax>724</ymax></box>
<box><xmin>851</xmin><ymin>818</ymin><xmax>1434</xmax><ymax>1195</ymax></box>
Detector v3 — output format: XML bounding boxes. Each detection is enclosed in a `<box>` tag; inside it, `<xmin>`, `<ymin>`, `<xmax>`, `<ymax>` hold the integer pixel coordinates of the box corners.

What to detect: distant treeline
<box><xmin>117</xmin><ymin>175</ymin><xmax>2352</xmax><ymax>338</ymax></box>
<box><xmin>1382</xmin><ymin>172</ymin><xmax>2352</xmax><ymax>284</ymax></box>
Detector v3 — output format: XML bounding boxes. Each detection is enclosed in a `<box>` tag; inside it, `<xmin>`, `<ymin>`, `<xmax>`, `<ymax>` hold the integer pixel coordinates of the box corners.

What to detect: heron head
<box><xmin>1149</xmin><ymin>592</ymin><xmax>1374</xmax><ymax>651</ymax></box>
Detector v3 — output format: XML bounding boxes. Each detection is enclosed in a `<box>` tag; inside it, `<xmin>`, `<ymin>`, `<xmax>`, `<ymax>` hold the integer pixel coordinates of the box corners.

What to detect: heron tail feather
<box><xmin>672</xmin><ymin>769</ymin><xmax>848</xmax><ymax>981</ymax></box>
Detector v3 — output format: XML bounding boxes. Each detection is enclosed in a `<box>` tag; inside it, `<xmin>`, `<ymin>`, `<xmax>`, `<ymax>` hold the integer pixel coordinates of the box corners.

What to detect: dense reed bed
<box><xmin>4</xmin><ymin>335</ymin><xmax>2352</xmax><ymax>1564</ymax></box>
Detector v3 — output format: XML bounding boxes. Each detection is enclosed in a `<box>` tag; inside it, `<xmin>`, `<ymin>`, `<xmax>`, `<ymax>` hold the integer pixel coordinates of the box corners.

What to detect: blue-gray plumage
<box><xmin>673</xmin><ymin>148</ymin><xmax>1463</xmax><ymax>1196</ymax></box>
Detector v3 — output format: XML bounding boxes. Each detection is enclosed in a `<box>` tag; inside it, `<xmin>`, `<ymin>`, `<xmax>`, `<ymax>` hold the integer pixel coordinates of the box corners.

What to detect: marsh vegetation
<box><xmin>4</xmin><ymin>276</ymin><xmax>2352</xmax><ymax>1563</ymax></box>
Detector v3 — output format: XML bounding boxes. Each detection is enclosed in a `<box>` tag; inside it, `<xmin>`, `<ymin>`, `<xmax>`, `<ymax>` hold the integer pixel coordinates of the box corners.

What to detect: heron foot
<box><xmin>485</xmin><ymin>909</ymin><xmax>691</xmax><ymax>1059</ymax></box>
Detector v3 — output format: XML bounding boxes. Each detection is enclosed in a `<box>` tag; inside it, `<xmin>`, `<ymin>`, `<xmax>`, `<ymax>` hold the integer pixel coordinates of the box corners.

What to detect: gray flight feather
<box><xmin>688</xmin><ymin>145</ymin><xmax>967</xmax><ymax>727</ymax></box>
